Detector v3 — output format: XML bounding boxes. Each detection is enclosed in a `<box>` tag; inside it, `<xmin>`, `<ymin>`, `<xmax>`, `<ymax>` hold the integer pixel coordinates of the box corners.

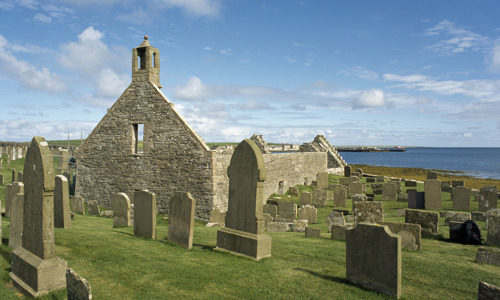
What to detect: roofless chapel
<box><xmin>75</xmin><ymin>36</ymin><xmax>337</xmax><ymax>219</ymax></box>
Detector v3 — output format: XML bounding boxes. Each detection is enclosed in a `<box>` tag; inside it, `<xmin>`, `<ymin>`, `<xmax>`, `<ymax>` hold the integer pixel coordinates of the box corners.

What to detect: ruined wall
<box><xmin>212</xmin><ymin>150</ymin><xmax>327</xmax><ymax>212</ymax></box>
<box><xmin>300</xmin><ymin>135</ymin><xmax>346</xmax><ymax>175</ymax></box>
<box><xmin>76</xmin><ymin>80</ymin><xmax>215</xmax><ymax>219</ymax></box>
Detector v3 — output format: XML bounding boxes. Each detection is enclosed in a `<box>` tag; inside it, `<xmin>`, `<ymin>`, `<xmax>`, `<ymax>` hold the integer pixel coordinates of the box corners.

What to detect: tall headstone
<box><xmin>479</xmin><ymin>186</ymin><xmax>498</xmax><ymax>212</ymax></box>
<box><xmin>451</xmin><ymin>186</ymin><xmax>471</xmax><ymax>211</ymax></box>
<box><xmin>12</xmin><ymin>167</ymin><xmax>16</xmax><ymax>182</ymax></box>
<box><xmin>346</xmin><ymin>223</ymin><xmax>401</xmax><ymax>299</ymax></box>
<box><xmin>350</xmin><ymin>182</ymin><xmax>363</xmax><ymax>196</ymax></box>
<box><xmin>317</xmin><ymin>172</ymin><xmax>328</xmax><ymax>189</ymax></box>
<box><xmin>10</xmin><ymin>136</ymin><xmax>68</xmax><ymax>297</ymax></box>
<box><xmin>71</xmin><ymin>196</ymin><xmax>85</xmax><ymax>215</ymax></box>
<box><xmin>9</xmin><ymin>193</ymin><xmax>24</xmax><ymax>249</ymax></box>
<box><xmin>216</xmin><ymin>139</ymin><xmax>272</xmax><ymax>260</ymax></box>
<box><xmin>54</xmin><ymin>175</ymin><xmax>71</xmax><ymax>229</ymax></box>
<box><xmin>134</xmin><ymin>190</ymin><xmax>157</xmax><ymax>239</ymax></box>
<box><xmin>0</xmin><ymin>174</ymin><xmax>4</xmax><ymax>185</ymax></box>
<box><xmin>407</xmin><ymin>189</ymin><xmax>425</xmax><ymax>209</ymax></box>
<box><xmin>66</xmin><ymin>268</ymin><xmax>92</xmax><ymax>300</ymax></box>
<box><xmin>168</xmin><ymin>191</ymin><xmax>196</xmax><ymax>249</ymax></box>
<box><xmin>344</xmin><ymin>165</ymin><xmax>351</xmax><ymax>177</ymax></box>
<box><xmin>424</xmin><ymin>179</ymin><xmax>442</xmax><ymax>210</ymax></box>
<box><xmin>300</xmin><ymin>191</ymin><xmax>312</xmax><ymax>206</ymax></box>
<box><xmin>17</xmin><ymin>171</ymin><xmax>23</xmax><ymax>183</ymax></box>
<box><xmin>112</xmin><ymin>192</ymin><xmax>131</xmax><ymax>228</ymax></box>
<box><xmin>298</xmin><ymin>205</ymin><xmax>317</xmax><ymax>224</ymax></box>
<box><xmin>486</xmin><ymin>209</ymin><xmax>500</xmax><ymax>247</ymax></box>
<box><xmin>60</xmin><ymin>149</ymin><xmax>69</xmax><ymax>173</ymax></box>
<box><xmin>5</xmin><ymin>183</ymin><xmax>12</xmax><ymax>216</ymax></box>
<box><xmin>382</xmin><ymin>182</ymin><xmax>398</xmax><ymax>201</ymax></box>
<box><xmin>334</xmin><ymin>187</ymin><xmax>347</xmax><ymax>207</ymax></box>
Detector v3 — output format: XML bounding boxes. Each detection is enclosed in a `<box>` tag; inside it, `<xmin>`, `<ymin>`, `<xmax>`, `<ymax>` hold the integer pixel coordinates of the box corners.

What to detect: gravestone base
<box><xmin>216</xmin><ymin>227</ymin><xmax>271</xmax><ymax>261</ymax></box>
<box><xmin>10</xmin><ymin>247</ymin><xmax>67</xmax><ymax>298</ymax></box>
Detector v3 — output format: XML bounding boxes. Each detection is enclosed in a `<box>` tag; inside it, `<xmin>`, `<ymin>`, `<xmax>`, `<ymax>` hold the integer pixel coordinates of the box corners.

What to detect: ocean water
<box><xmin>339</xmin><ymin>147</ymin><xmax>500</xmax><ymax>180</ymax></box>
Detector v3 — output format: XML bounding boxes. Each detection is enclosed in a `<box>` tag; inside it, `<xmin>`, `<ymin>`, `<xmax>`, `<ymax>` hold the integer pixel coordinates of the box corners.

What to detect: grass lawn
<box><xmin>0</xmin><ymin>156</ymin><xmax>499</xmax><ymax>299</ymax></box>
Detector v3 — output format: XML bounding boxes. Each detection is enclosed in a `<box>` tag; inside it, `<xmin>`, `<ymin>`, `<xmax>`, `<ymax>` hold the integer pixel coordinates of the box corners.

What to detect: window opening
<box><xmin>133</xmin><ymin>123</ymin><xmax>144</xmax><ymax>154</ymax></box>
<box><xmin>137</xmin><ymin>48</ymin><xmax>146</xmax><ymax>70</ymax></box>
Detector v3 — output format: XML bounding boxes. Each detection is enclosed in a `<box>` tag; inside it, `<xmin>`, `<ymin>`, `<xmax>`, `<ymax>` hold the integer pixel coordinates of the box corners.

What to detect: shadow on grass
<box><xmin>0</xmin><ymin>248</ymin><xmax>11</xmax><ymax>265</ymax></box>
<box><xmin>294</xmin><ymin>268</ymin><xmax>348</xmax><ymax>284</ymax></box>
<box><xmin>111</xmin><ymin>230</ymin><xmax>134</xmax><ymax>237</ymax></box>
<box><xmin>194</xmin><ymin>244</ymin><xmax>215</xmax><ymax>251</ymax></box>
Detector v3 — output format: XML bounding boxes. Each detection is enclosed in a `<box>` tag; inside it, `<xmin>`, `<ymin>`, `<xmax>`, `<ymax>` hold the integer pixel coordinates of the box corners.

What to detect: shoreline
<box><xmin>351</xmin><ymin>164</ymin><xmax>500</xmax><ymax>190</ymax></box>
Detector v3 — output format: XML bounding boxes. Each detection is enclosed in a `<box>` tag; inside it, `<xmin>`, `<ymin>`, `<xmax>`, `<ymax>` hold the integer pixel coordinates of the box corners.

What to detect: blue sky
<box><xmin>1</xmin><ymin>0</ymin><xmax>500</xmax><ymax>146</ymax></box>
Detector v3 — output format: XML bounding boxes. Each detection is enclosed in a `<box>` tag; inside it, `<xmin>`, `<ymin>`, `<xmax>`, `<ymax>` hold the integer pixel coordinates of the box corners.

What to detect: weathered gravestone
<box><xmin>351</xmin><ymin>172</ymin><xmax>361</xmax><ymax>179</ymax></box>
<box><xmin>305</xmin><ymin>227</ymin><xmax>321</xmax><ymax>238</ymax></box>
<box><xmin>168</xmin><ymin>191</ymin><xmax>196</xmax><ymax>249</ymax></box>
<box><xmin>54</xmin><ymin>175</ymin><xmax>71</xmax><ymax>229</ymax></box>
<box><xmin>405</xmin><ymin>180</ymin><xmax>417</xmax><ymax>187</ymax></box>
<box><xmin>380</xmin><ymin>221</ymin><xmax>421</xmax><ymax>251</ymax></box>
<box><xmin>479</xmin><ymin>186</ymin><xmax>498</xmax><ymax>212</ymax></box>
<box><xmin>405</xmin><ymin>209</ymin><xmax>439</xmax><ymax>234</ymax></box>
<box><xmin>208</xmin><ymin>208</ymin><xmax>226</xmax><ymax>226</ymax></box>
<box><xmin>112</xmin><ymin>192</ymin><xmax>131</xmax><ymax>228</ymax></box>
<box><xmin>216</xmin><ymin>139</ymin><xmax>272</xmax><ymax>260</ymax></box>
<box><xmin>267</xmin><ymin>222</ymin><xmax>290</xmax><ymax>232</ymax></box>
<box><xmin>407</xmin><ymin>189</ymin><xmax>425</xmax><ymax>209</ymax></box>
<box><xmin>18</xmin><ymin>171</ymin><xmax>23</xmax><ymax>183</ymax></box>
<box><xmin>344</xmin><ymin>165</ymin><xmax>351</xmax><ymax>177</ymax></box>
<box><xmin>9</xmin><ymin>192</ymin><xmax>24</xmax><ymax>249</ymax></box>
<box><xmin>382</xmin><ymin>182</ymin><xmax>398</xmax><ymax>201</ymax></box>
<box><xmin>366</xmin><ymin>177</ymin><xmax>376</xmax><ymax>183</ymax></box>
<box><xmin>355</xmin><ymin>168</ymin><xmax>363</xmax><ymax>177</ymax></box>
<box><xmin>334</xmin><ymin>187</ymin><xmax>347</xmax><ymax>207</ymax></box>
<box><xmin>352</xmin><ymin>194</ymin><xmax>367</xmax><ymax>215</ymax></box>
<box><xmin>71</xmin><ymin>196</ymin><xmax>85</xmax><ymax>215</ymax></box>
<box><xmin>476</xmin><ymin>246</ymin><xmax>500</xmax><ymax>267</ymax></box>
<box><xmin>288</xmin><ymin>186</ymin><xmax>299</xmax><ymax>196</ymax></box>
<box><xmin>317</xmin><ymin>172</ymin><xmax>328</xmax><ymax>189</ymax></box>
<box><xmin>486</xmin><ymin>209</ymin><xmax>500</xmax><ymax>246</ymax></box>
<box><xmin>293</xmin><ymin>220</ymin><xmax>308</xmax><ymax>232</ymax></box>
<box><xmin>451</xmin><ymin>186</ymin><xmax>471</xmax><ymax>211</ymax></box>
<box><xmin>376</xmin><ymin>175</ymin><xmax>385</xmax><ymax>183</ymax></box>
<box><xmin>472</xmin><ymin>211</ymin><xmax>486</xmax><ymax>222</ymax></box>
<box><xmin>452</xmin><ymin>180</ymin><xmax>464</xmax><ymax>187</ymax></box>
<box><xmin>12</xmin><ymin>167</ymin><xmax>16</xmax><ymax>182</ymax></box>
<box><xmin>346</xmin><ymin>223</ymin><xmax>401</xmax><ymax>299</ymax></box>
<box><xmin>350</xmin><ymin>182</ymin><xmax>363</xmax><ymax>196</ymax></box>
<box><xmin>312</xmin><ymin>189</ymin><xmax>328</xmax><ymax>207</ymax></box>
<box><xmin>427</xmin><ymin>171</ymin><xmax>438</xmax><ymax>180</ymax></box>
<box><xmin>66</xmin><ymin>268</ymin><xmax>92</xmax><ymax>300</ymax></box>
<box><xmin>5</xmin><ymin>183</ymin><xmax>12</xmax><ymax>216</ymax></box>
<box><xmin>477</xmin><ymin>281</ymin><xmax>500</xmax><ymax>300</ymax></box>
<box><xmin>298</xmin><ymin>205</ymin><xmax>317</xmax><ymax>224</ymax></box>
<box><xmin>0</xmin><ymin>174</ymin><xmax>4</xmax><ymax>185</ymax></box>
<box><xmin>134</xmin><ymin>190</ymin><xmax>157</xmax><ymax>239</ymax></box>
<box><xmin>10</xmin><ymin>136</ymin><xmax>68</xmax><ymax>297</ymax></box>
<box><xmin>424</xmin><ymin>179</ymin><xmax>442</xmax><ymax>210</ymax></box>
<box><xmin>8</xmin><ymin>182</ymin><xmax>24</xmax><ymax>218</ymax></box>
<box><xmin>277</xmin><ymin>201</ymin><xmax>297</xmax><ymax>221</ymax></box>
<box><xmin>300</xmin><ymin>191</ymin><xmax>312</xmax><ymax>207</ymax></box>
<box><xmin>354</xmin><ymin>201</ymin><xmax>384</xmax><ymax>224</ymax></box>
<box><xmin>441</xmin><ymin>181</ymin><xmax>452</xmax><ymax>193</ymax></box>
<box><xmin>263</xmin><ymin>204</ymin><xmax>277</xmax><ymax>221</ymax></box>
<box><xmin>326</xmin><ymin>211</ymin><xmax>345</xmax><ymax>232</ymax></box>
<box><xmin>444</xmin><ymin>211</ymin><xmax>471</xmax><ymax>226</ymax></box>
<box><xmin>87</xmin><ymin>200</ymin><xmax>100</xmax><ymax>216</ymax></box>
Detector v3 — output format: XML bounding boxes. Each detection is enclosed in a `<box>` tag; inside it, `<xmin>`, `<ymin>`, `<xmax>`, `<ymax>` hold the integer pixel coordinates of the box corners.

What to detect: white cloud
<box><xmin>488</xmin><ymin>39</ymin><xmax>500</xmax><ymax>72</ymax></box>
<box><xmin>0</xmin><ymin>34</ymin><xmax>66</xmax><ymax>93</ymax></box>
<box><xmin>17</xmin><ymin>0</ymin><xmax>37</xmax><ymax>9</ymax></box>
<box><xmin>154</xmin><ymin>0</ymin><xmax>221</xmax><ymax>18</ymax></box>
<box><xmin>352</xmin><ymin>89</ymin><xmax>385</xmax><ymax>109</ymax></box>
<box><xmin>203</xmin><ymin>46</ymin><xmax>212</xmax><ymax>50</ymax></box>
<box><xmin>339</xmin><ymin>66</ymin><xmax>379</xmax><ymax>81</ymax></box>
<box><xmin>219</xmin><ymin>48</ymin><xmax>233</xmax><ymax>55</ymax></box>
<box><xmin>174</xmin><ymin>76</ymin><xmax>208</xmax><ymax>100</ymax></box>
<box><xmin>425</xmin><ymin>20</ymin><xmax>489</xmax><ymax>55</ymax></box>
<box><xmin>33</xmin><ymin>13</ymin><xmax>52</xmax><ymax>23</ymax></box>
<box><xmin>0</xmin><ymin>119</ymin><xmax>97</xmax><ymax>142</ymax></box>
<box><xmin>95</xmin><ymin>68</ymin><xmax>129</xmax><ymax>98</ymax></box>
<box><xmin>237</xmin><ymin>99</ymin><xmax>271</xmax><ymax>110</ymax></box>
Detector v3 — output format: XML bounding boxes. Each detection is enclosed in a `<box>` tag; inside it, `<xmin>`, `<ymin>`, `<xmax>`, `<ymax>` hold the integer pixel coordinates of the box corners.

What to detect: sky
<box><xmin>1</xmin><ymin>0</ymin><xmax>500</xmax><ymax>147</ymax></box>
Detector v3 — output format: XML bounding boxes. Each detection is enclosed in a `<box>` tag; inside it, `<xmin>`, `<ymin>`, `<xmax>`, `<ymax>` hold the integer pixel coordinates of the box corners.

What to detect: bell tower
<box><xmin>132</xmin><ymin>35</ymin><xmax>162</xmax><ymax>88</ymax></box>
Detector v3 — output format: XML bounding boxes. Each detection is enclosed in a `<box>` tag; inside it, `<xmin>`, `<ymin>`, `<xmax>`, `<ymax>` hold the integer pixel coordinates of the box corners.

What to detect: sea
<box><xmin>339</xmin><ymin>147</ymin><xmax>500</xmax><ymax>180</ymax></box>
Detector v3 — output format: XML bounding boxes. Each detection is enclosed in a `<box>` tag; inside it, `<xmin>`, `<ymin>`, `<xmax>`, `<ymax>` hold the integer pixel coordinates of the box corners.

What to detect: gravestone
<box><xmin>134</xmin><ymin>190</ymin><xmax>157</xmax><ymax>239</ymax></box>
<box><xmin>366</xmin><ymin>177</ymin><xmax>376</xmax><ymax>183</ymax></box>
<box><xmin>407</xmin><ymin>190</ymin><xmax>425</xmax><ymax>209</ymax></box>
<box><xmin>112</xmin><ymin>192</ymin><xmax>131</xmax><ymax>228</ymax></box>
<box><xmin>476</xmin><ymin>246</ymin><xmax>500</xmax><ymax>267</ymax></box>
<box><xmin>9</xmin><ymin>182</ymin><xmax>24</xmax><ymax>217</ymax></box>
<box><xmin>405</xmin><ymin>180</ymin><xmax>417</xmax><ymax>187</ymax></box>
<box><xmin>317</xmin><ymin>172</ymin><xmax>328</xmax><ymax>189</ymax></box>
<box><xmin>288</xmin><ymin>186</ymin><xmax>299</xmax><ymax>196</ymax></box>
<box><xmin>441</xmin><ymin>181</ymin><xmax>452</xmax><ymax>192</ymax></box>
<box><xmin>312</xmin><ymin>189</ymin><xmax>328</xmax><ymax>207</ymax></box>
<box><xmin>350</xmin><ymin>182</ymin><xmax>363</xmax><ymax>196</ymax></box>
<box><xmin>298</xmin><ymin>205</ymin><xmax>317</xmax><ymax>224</ymax></box>
<box><xmin>346</xmin><ymin>223</ymin><xmax>401</xmax><ymax>299</ymax></box>
<box><xmin>87</xmin><ymin>200</ymin><xmax>100</xmax><ymax>216</ymax></box>
<box><xmin>54</xmin><ymin>175</ymin><xmax>71</xmax><ymax>229</ymax></box>
<box><xmin>267</xmin><ymin>222</ymin><xmax>290</xmax><ymax>232</ymax></box>
<box><xmin>66</xmin><ymin>268</ymin><xmax>92</xmax><ymax>300</ymax></box>
<box><xmin>300</xmin><ymin>191</ymin><xmax>312</xmax><ymax>206</ymax></box>
<box><xmin>354</xmin><ymin>201</ymin><xmax>384</xmax><ymax>224</ymax></box>
<box><xmin>478</xmin><ymin>281</ymin><xmax>500</xmax><ymax>300</ymax></box>
<box><xmin>277</xmin><ymin>201</ymin><xmax>297</xmax><ymax>221</ymax></box>
<box><xmin>486</xmin><ymin>209</ymin><xmax>500</xmax><ymax>246</ymax></box>
<box><xmin>216</xmin><ymin>139</ymin><xmax>272</xmax><ymax>260</ymax></box>
<box><xmin>376</xmin><ymin>175</ymin><xmax>385</xmax><ymax>182</ymax></box>
<box><xmin>444</xmin><ymin>211</ymin><xmax>471</xmax><ymax>226</ymax></box>
<box><xmin>168</xmin><ymin>191</ymin><xmax>196</xmax><ymax>249</ymax></box>
<box><xmin>355</xmin><ymin>168</ymin><xmax>363</xmax><ymax>177</ymax></box>
<box><xmin>382</xmin><ymin>182</ymin><xmax>398</xmax><ymax>201</ymax></box>
<box><xmin>424</xmin><ymin>179</ymin><xmax>442</xmax><ymax>210</ymax></box>
<box><xmin>293</xmin><ymin>220</ymin><xmax>308</xmax><ymax>232</ymax></box>
<box><xmin>352</xmin><ymin>194</ymin><xmax>367</xmax><ymax>215</ymax></box>
<box><xmin>5</xmin><ymin>183</ymin><xmax>12</xmax><ymax>216</ymax></box>
<box><xmin>344</xmin><ymin>165</ymin><xmax>351</xmax><ymax>177</ymax></box>
<box><xmin>351</xmin><ymin>172</ymin><xmax>361</xmax><ymax>179</ymax></box>
<box><xmin>18</xmin><ymin>171</ymin><xmax>23</xmax><ymax>183</ymax></box>
<box><xmin>427</xmin><ymin>171</ymin><xmax>437</xmax><ymax>179</ymax></box>
<box><xmin>0</xmin><ymin>174</ymin><xmax>3</xmax><ymax>185</ymax></box>
<box><xmin>12</xmin><ymin>167</ymin><xmax>16</xmax><ymax>182</ymax></box>
<box><xmin>472</xmin><ymin>211</ymin><xmax>486</xmax><ymax>222</ymax></box>
<box><xmin>71</xmin><ymin>196</ymin><xmax>85</xmax><ymax>215</ymax></box>
<box><xmin>263</xmin><ymin>213</ymin><xmax>273</xmax><ymax>227</ymax></box>
<box><xmin>380</xmin><ymin>221</ymin><xmax>421</xmax><ymax>251</ymax></box>
<box><xmin>208</xmin><ymin>208</ymin><xmax>226</xmax><ymax>226</ymax></box>
<box><xmin>405</xmin><ymin>209</ymin><xmax>439</xmax><ymax>234</ymax></box>
<box><xmin>305</xmin><ymin>227</ymin><xmax>321</xmax><ymax>238</ymax></box>
<box><xmin>9</xmin><ymin>193</ymin><xmax>24</xmax><ymax>249</ymax></box>
<box><xmin>452</xmin><ymin>180</ymin><xmax>464</xmax><ymax>187</ymax></box>
<box><xmin>479</xmin><ymin>186</ymin><xmax>498</xmax><ymax>212</ymax></box>
<box><xmin>334</xmin><ymin>187</ymin><xmax>347</xmax><ymax>207</ymax></box>
<box><xmin>451</xmin><ymin>186</ymin><xmax>471</xmax><ymax>211</ymax></box>
<box><xmin>10</xmin><ymin>136</ymin><xmax>68</xmax><ymax>297</ymax></box>
<box><xmin>263</xmin><ymin>204</ymin><xmax>277</xmax><ymax>221</ymax></box>
<box><xmin>326</xmin><ymin>211</ymin><xmax>345</xmax><ymax>232</ymax></box>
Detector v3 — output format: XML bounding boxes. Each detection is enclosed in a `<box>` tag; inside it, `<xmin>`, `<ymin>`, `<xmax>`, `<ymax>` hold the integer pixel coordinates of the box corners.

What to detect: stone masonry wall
<box><xmin>76</xmin><ymin>80</ymin><xmax>215</xmax><ymax>220</ymax></box>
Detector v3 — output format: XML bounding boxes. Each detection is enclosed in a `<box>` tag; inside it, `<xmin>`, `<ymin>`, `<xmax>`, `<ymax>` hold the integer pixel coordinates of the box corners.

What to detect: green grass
<box><xmin>0</xmin><ymin>159</ymin><xmax>499</xmax><ymax>298</ymax></box>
